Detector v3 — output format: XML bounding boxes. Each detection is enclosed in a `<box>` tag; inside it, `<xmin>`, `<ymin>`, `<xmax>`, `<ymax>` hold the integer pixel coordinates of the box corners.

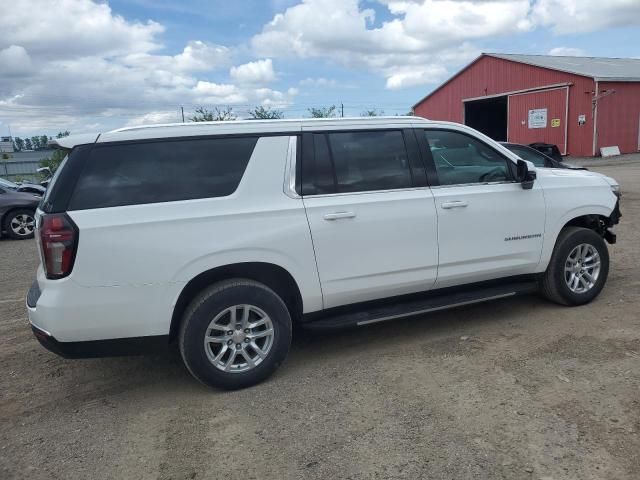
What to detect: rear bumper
<box><xmin>31</xmin><ymin>323</ymin><xmax>169</xmax><ymax>359</ymax></box>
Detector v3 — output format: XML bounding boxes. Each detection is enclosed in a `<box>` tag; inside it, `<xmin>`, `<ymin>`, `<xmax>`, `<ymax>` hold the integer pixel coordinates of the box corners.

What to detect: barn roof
<box><xmin>487</xmin><ymin>53</ymin><xmax>640</xmax><ymax>82</ymax></box>
<box><xmin>412</xmin><ymin>53</ymin><xmax>640</xmax><ymax>109</ymax></box>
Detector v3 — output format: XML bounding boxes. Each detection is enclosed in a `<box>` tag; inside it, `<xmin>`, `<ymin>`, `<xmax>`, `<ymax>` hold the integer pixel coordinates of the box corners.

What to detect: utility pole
<box><xmin>181</xmin><ymin>106</ymin><xmax>185</xmax><ymax>123</ymax></box>
<box><xmin>341</xmin><ymin>103</ymin><xmax>344</xmax><ymax>118</ymax></box>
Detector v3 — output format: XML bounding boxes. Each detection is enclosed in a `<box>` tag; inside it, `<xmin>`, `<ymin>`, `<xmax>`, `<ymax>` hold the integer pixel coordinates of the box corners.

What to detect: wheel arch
<box><xmin>169</xmin><ymin>262</ymin><xmax>304</xmax><ymax>343</ymax></box>
<box><xmin>538</xmin><ymin>204</ymin><xmax>616</xmax><ymax>271</ymax></box>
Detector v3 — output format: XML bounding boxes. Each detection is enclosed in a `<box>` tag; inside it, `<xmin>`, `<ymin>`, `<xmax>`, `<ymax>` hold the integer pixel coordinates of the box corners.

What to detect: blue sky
<box><xmin>1</xmin><ymin>0</ymin><xmax>640</xmax><ymax>136</ymax></box>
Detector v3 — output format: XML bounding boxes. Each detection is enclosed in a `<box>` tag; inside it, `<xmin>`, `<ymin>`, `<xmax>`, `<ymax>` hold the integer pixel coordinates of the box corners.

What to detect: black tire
<box><xmin>3</xmin><ymin>209</ymin><xmax>36</xmax><ymax>240</ymax></box>
<box><xmin>541</xmin><ymin>226</ymin><xmax>609</xmax><ymax>306</ymax></box>
<box><xmin>179</xmin><ymin>279</ymin><xmax>292</xmax><ymax>390</ymax></box>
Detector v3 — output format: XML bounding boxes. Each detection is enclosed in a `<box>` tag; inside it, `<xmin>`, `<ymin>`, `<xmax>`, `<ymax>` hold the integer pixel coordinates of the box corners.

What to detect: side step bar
<box><xmin>304</xmin><ymin>280</ymin><xmax>538</xmax><ymax>330</ymax></box>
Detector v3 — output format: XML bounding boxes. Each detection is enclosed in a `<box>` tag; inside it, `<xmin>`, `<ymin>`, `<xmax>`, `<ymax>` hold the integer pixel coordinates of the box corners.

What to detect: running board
<box><xmin>303</xmin><ymin>280</ymin><xmax>538</xmax><ymax>330</ymax></box>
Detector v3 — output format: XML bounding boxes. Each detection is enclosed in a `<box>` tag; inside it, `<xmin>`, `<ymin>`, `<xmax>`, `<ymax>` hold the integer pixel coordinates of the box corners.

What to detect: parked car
<box><xmin>499</xmin><ymin>142</ymin><xmax>585</xmax><ymax>170</ymax></box>
<box><xmin>0</xmin><ymin>177</ymin><xmax>46</xmax><ymax>196</ymax></box>
<box><xmin>0</xmin><ymin>185</ymin><xmax>40</xmax><ymax>239</ymax></box>
<box><xmin>27</xmin><ymin>118</ymin><xmax>621</xmax><ymax>389</ymax></box>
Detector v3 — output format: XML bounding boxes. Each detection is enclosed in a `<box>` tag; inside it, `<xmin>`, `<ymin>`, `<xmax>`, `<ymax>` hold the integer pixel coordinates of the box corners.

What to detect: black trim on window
<box><xmin>414</xmin><ymin>128</ymin><xmax>440</xmax><ymax>187</ymax></box>
<box><xmin>403</xmin><ymin>128</ymin><xmax>428</xmax><ymax>187</ymax></box>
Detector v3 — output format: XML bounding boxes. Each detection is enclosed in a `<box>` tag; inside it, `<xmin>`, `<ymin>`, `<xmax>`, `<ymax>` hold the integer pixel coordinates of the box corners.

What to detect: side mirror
<box><xmin>516</xmin><ymin>159</ymin><xmax>536</xmax><ymax>190</ymax></box>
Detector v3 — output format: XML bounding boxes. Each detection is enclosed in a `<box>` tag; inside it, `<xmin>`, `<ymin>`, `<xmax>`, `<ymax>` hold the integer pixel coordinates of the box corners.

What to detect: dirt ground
<box><xmin>1</xmin><ymin>157</ymin><xmax>639</xmax><ymax>480</ymax></box>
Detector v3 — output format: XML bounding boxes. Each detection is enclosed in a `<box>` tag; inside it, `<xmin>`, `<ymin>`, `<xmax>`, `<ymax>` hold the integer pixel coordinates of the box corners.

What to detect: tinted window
<box><xmin>503</xmin><ymin>144</ymin><xmax>548</xmax><ymax>167</ymax></box>
<box><xmin>425</xmin><ymin>130</ymin><xmax>511</xmax><ymax>186</ymax></box>
<box><xmin>327</xmin><ymin>130</ymin><xmax>412</xmax><ymax>193</ymax></box>
<box><xmin>69</xmin><ymin>137</ymin><xmax>258</xmax><ymax>210</ymax></box>
<box><xmin>301</xmin><ymin>134</ymin><xmax>336</xmax><ymax>195</ymax></box>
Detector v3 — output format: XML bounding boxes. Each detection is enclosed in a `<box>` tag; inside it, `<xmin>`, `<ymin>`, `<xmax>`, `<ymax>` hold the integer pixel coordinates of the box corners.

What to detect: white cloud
<box><xmin>252</xmin><ymin>0</ymin><xmax>531</xmax><ymax>89</ymax></box>
<box><xmin>0</xmin><ymin>0</ymin><xmax>163</xmax><ymax>58</ymax></box>
<box><xmin>125</xmin><ymin>111</ymin><xmax>181</xmax><ymax>127</ymax></box>
<box><xmin>230</xmin><ymin>59</ymin><xmax>276</xmax><ymax>84</ymax></box>
<box><xmin>547</xmin><ymin>47</ymin><xmax>587</xmax><ymax>57</ymax></box>
<box><xmin>0</xmin><ymin>1</ymin><xmax>296</xmax><ymax>136</ymax></box>
<box><xmin>532</xmin><ymin>0</ymin><xmax>640</xmax><ymax>34</ymax></box>
<box><xmin>123</xmin><ymin>41</ymin><xmax>231</xmax><ymax>72</ymax></box>
<box><xmin>252</xmin><ymin>0</ymin><xmax>640</xmax><ymax>90</ymax></box>
<box><xmin>0</xmin><ymin>45</ymin><xmax>33</xmax><ymax>76</ymax></box>
<box><xmin>299</xmin><ymin>77</ymin><xmax>338</xmax><ymax>87</ymax></box>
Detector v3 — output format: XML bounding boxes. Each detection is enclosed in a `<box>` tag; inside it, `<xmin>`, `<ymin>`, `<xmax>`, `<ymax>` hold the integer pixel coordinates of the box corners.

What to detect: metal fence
<box><xmin>0</xmin><ymin>160</ymin><xmax>41</xmax><ymax>181</ymax></box>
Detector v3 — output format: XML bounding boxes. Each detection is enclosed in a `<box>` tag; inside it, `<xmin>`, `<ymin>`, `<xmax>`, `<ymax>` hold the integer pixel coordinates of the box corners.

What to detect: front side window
<box><xmin>502</xmin><ymin>144</ymin><xmax>548</xmax><ymax>167</ymax></box>
<box><xmin>424</xmin><ymin>130</ymin><xmax>512</xmax><ymax>186</ymax></box>
<box><xmin>69</xmin><ymin>136</ymin><xmax>258</xmax><ymax>210</ymax></box>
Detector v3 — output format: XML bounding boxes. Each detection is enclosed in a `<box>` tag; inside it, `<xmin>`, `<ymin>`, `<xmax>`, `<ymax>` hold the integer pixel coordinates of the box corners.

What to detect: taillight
<box><xmin>39</xmin><ymin>213</ymin><xmax>79</xmax><ymax>279</ymax></box>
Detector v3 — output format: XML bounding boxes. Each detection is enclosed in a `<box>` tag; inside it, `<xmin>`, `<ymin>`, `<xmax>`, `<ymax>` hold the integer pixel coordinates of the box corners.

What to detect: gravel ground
<box><xmin>1</xmin><ymin>156</ymin><xmax>639</xmax><ymax>480</ymax></box>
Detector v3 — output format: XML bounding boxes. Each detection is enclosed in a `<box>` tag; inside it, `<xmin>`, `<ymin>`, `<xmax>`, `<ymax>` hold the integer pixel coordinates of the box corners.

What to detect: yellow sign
<box><xmin>551</xmin><ymin>118</ymin><xmax>561</xmax><ymax>128</ymax></box>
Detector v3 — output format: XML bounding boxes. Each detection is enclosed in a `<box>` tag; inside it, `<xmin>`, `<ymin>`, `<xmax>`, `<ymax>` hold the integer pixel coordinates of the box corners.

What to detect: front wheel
<box><xmin>541</xmin><ymin>226</ymin><xmax>610</xmax><ymax>306</ymax></box>
<box><xmin>179</xmin><ymin>279</ymin><xmax>292</xmax><ymax>390</ymax></box>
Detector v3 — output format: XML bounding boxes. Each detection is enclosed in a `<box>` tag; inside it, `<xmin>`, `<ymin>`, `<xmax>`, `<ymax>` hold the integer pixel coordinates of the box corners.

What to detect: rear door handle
<box><xmin>323</xmin><ymin>211</ymin><xmax>356</xmax><ymax>221</ymax></box>
<box><xmin>441</xmin><ymin>200</ymin><xmax>468</xmax><ymax>209</ymax></box>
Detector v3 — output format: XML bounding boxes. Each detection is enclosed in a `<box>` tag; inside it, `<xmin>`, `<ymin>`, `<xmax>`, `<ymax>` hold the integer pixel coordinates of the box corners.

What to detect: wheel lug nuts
<box><xmin>236</xmin><ymin>324</ymin><xmax>242</xmax><ymax>330</ymax></box>
<box><xmin>236</xmin><ymin>343</ymin><xmax>242</xmax><ymax>349</ymax></box>
<box><xmin>244</xmin><ymin>328</ymin><xmax>250</xmax><ymax>334</ymax></box>
<box><xmin>227</xmin><ymin>330</ymin><xmax>233</xmax><ymax>335</ymax></box>
<box><xmin>227</xmin><ymin>340</ymin><xmax>233</xmax><ymax>346</ymax></box>
<box><xmin>244</xmin><ymin>338</ymin><xmax>250</xmax><ymax>343</ymax></box>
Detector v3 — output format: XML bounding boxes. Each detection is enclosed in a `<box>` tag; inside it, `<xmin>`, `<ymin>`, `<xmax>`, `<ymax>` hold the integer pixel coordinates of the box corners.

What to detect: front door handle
<box><xmin>441</xmin><ymin>200</ymin><xmax>468</xmax><ymax>209</ymax></box>
<box><xmin>324</xmin><ymin>211</ymin><xmax>356</xmax><ymax>221</ymax></box>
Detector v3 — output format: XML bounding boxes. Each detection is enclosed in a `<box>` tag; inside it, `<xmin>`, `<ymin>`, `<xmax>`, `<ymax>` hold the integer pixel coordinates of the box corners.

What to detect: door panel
<box><xmin>432</xmin><ymin>182</ymin><xmax>545</xmax><ymax>288</ymax></box>
<box><xmin>303</xmin><ymin>189</ymin><xmax>438</xmax><ymax>308</ymax></box>
<box><xmin>508</xmin><ymin>88</ymin><xmax>568</xmax><ymax>155</ymax></box>
<box><xmin>419</xmin><ymin>126</ymin><xmax>546</xmax><ymax>288</ymax></box>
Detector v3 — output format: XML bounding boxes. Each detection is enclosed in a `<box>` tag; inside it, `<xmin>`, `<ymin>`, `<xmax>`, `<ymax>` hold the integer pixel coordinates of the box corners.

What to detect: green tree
<box><xmin>24</xmin><ymin>138</ymin><xmax>32</xmax><ymax>150</ymax></box>
<box><xmin>248</xmin><ymin>106</ymin><xmax>284</xmax><ymax>119</ymax></box>
<box><xmin>190</xmin><ymin>106</ymin><xmax>236</xmax><ymax>122</ymax></box>
<box><xmin>307</xmin><ymin>105</ymin><xmax>337</xmax><ymax>118</ymax></box>
<box><xmin>360</xmin><ymin>109</ymin><xmax>384</xmax><ymax>117</ymax></box>
<box><xmin>13</xmin><ymin>137</ymin><xmax>24</xmax><ymax>151</ymax></box>
<box><xmin>39</xmin><ymin>149</ymin><xmax>67</xmax><ymax>174</ymax></box>
<box><xmin>40</xmin><ymin>135</ymin><xmax>49</xmax><ymax>149</ymax></box>
<box><xmin>31</xmin><ymin>136</ymin><xmax>41</xmax><ymax>150</ymax></box>
<box><xmin>39</xmin><ymin>131</ymin><xmax>71</xmax><ymax>174</ymax></box>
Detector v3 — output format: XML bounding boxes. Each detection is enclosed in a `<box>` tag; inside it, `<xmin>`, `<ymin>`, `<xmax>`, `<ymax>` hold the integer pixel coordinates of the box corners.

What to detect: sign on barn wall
<box><xmin>528</xmin><ymin>108</ymin><xmax>547</xmax><ymax>128</ymax></box>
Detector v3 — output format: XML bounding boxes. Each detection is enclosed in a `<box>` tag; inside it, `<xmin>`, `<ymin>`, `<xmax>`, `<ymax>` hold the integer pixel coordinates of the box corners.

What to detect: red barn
<box><xmin>412</xmin><ymin>54</ymin><xmax>640</xmax><ymax>157</ymax></box>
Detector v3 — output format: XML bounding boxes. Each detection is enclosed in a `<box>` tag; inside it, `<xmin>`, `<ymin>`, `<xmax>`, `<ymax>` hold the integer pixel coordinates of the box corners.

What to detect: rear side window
<box><xmin>302</xmin><ymin>130</ymin><xmax>412</xmax><ymax>195</ymax></box>
<box><xmin>69</xmin><ymin>136</ymin><xmax>258</xmax><ymax>210</ymax></box>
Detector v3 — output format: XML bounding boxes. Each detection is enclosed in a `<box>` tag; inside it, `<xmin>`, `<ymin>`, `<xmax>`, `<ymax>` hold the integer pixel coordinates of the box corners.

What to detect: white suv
<box><xmin>27</xmin><ymin>117</ymin><xmax>621</xmax><ymax>389</ymax></box>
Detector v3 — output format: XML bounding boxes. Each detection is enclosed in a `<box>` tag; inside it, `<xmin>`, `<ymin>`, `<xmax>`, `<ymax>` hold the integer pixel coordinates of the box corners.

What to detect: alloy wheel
<box><xmin>203</xmin><ymin>304</ymin><xmax>274</xmax><ymax>373</ymax></box>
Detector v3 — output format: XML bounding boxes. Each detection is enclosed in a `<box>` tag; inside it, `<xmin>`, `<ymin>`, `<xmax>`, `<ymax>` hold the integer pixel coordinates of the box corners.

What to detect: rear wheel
<box><xmin>3</xmin><ymin>209</ymin><xmax>36</xmax><ymax>240</ymax></box>
<box><xmin>179</xmin><ymin>279</ymin><xmax>292</xmax><ymax>390</ymax></box>
<box><xmin>541</xmin><ymin>227</ymin><xmax>609</xmax><ymax>306</ymax></box>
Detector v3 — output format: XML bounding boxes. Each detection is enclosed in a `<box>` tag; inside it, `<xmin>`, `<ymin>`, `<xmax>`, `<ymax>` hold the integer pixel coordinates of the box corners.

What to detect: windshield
<box><xmin>503</xmin><ymin>144</ymin><xmax>549</xmax><ymax>167</ymax></box>
<box><xmin>0</xmin><ymin>177</ymin><xmax>19</xmax><ymax>189</ymax></box>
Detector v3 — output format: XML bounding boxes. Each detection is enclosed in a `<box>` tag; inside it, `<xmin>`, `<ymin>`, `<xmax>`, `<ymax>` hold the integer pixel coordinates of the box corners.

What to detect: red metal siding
<box><xmin>507</xmin><ymin>88</ymin><xmax>568</xmax><ymax>154</ymax></box>
<box><xmin>596</xmin><ymin>82</ymin><xmax>640</xmax><ymax>154</ymax></box>
<box><xmin>414</xmin><ymin>55</ymin><xmax>596</xmax><ymax>156</ymax></box>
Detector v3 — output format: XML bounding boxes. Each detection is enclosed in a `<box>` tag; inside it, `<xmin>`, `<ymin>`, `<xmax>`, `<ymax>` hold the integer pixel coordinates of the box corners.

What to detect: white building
<box><xmin>0</xmin><ymin>136</ymin><xmax>14</xmax><ymax>153</ymax></box>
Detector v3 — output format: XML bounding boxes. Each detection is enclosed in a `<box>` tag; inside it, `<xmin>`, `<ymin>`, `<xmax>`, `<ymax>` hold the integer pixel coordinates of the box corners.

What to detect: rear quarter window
<box><xmin>69</xmin><ymin>136</ymin><xmax>258</xmax><ymax>210</ymax></box>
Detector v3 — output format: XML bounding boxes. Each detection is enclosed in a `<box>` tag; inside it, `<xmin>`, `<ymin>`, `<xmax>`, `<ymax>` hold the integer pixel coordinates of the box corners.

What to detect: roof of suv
<box><xmin>51</xmin><ymin>116</ymin><xmax>434</xmax><ymax>148</ymax></box>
